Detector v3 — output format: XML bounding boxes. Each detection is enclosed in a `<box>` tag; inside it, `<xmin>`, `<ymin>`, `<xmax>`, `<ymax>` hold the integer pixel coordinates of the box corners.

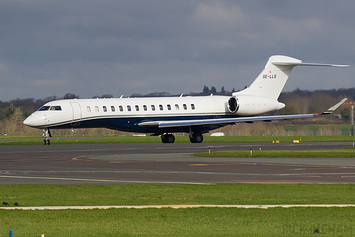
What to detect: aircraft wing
<box><xmin>139</xmin><ymin>98</ymin><xmax>347</xmax><ymax>129</ymax></box>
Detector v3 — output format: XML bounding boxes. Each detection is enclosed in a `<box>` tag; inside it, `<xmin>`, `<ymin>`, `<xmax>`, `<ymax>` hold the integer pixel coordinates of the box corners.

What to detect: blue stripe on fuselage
<box><xmin>49</xmin><ymin>114</ymin><xmax>235</xmax><ymax>133</ymax></box>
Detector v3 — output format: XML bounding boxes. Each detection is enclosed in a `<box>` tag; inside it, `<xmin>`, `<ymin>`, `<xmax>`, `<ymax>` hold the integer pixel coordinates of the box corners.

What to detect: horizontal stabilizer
<box><xmin>272</xmin><ymin>62</ymin><xmax>349</xmax><ymax>67</ymax></box>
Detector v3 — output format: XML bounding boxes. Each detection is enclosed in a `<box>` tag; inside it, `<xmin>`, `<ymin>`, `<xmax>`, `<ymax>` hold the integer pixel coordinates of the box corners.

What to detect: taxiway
<box><xmin>1</xmin><ymin>142</ymin><xmax>355</xmax><ymax>184</ymax></box>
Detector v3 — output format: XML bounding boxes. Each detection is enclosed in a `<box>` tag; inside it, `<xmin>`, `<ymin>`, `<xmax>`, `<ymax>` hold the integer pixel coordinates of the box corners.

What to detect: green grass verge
<box><xmin>1</xmin><ymin>184</ymin><xmax>355</xmax><ymax>206</ymax></box>
<box><xmin>1</xmin><ymin>135</ymin><xmax>355</xmax><ymax>145</ymax></box>
<box><xmin>284</xmin><ymin>124</ymin><xmax>352</xmax><ymax>134</ymax></box>
<box><xmin>193</xmin><ymin>150</ymin><xmax>355</xmax><ymax>158</ymax></box>
<box><xmin>1</xmin><ymin>184</ymin><xmax>355</xmax><ymax>236</ymax></box>
<box><xmin>2</xmin><ymin>207</ymin><xmax>355</xmax><ymax>236</ymax></box>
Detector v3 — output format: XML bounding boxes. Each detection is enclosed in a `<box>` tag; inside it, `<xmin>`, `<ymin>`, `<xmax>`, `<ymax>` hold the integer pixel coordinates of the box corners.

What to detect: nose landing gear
<box><xmin>43</xmin><ymin>128</ymin><xmax>52</xmax><ymax>145</ymax></box>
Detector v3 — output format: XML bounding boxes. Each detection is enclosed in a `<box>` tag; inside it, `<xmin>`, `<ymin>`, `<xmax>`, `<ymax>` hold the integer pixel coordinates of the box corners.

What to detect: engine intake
<box><xmin>228</xmin><ymin>96</ymin><xmax>239</xmax><ymax>114</ymax></box>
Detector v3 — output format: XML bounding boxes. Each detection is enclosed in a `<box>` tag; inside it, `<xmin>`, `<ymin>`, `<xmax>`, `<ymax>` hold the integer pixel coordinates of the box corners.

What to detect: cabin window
<box><xmin>151</xmin><ymin>105</ymin><xmax>155</xmax><ymax>111</ymax></box>
<box><xmin>175</xmin><ymin>104</ymin><xmax>179</xmax><ymax>110</ymax></box>
<box><xmin>159</xmin><ymin>104</ymin><xmax>163</xmax><ymax>111</ymax></box>
<box><xmin>143</xmin><ymin>105</ymin><xmax>147</xmax><ymax>111</ymax></box>
<box><xmin>111</xmin><ymin>106</ymin><xmax>115</xmax><ymax>112</ymax></box>
<box><xmin>95</xmin><ymin>106</ymin><xmax>99</xmax><ymax>112</ymax></box>
<box><xmin>87</xmin><ymin>106</ymin><xmax>91</xmax><ymax>112</ymax></box>
<box><xmin>135</xmin><ymin>105</ymin><xmax>139</xmax><ymax>111</ymax></box>
<box><xmin>119</xmin><ymin>105</ymin><xmax>123</xmax><ymax>111</ymax></box>
<box><xmin>183</xmin><ymin>104</ymin><xmax>187</xmax><ymax>110</ymax></box>
<box><xmin>191</xmin><ymin>104</ymin><xmax>195</xmax><ymax>110</ymax></box>
<box><xmin>167</xmin><ymin>104</ymin><xmax>171</xmax><ymax>110</ymax></box>
<box><xmin>38</xmin><ymin>106</ymin><xmax>50</xmax><ymax>111</ymax></box>
<box><xmin>127</xmin><ymin>105</ymin><xmax>131</xmax><ymax>111</ymax></box>
<box><xmin>103</xmin><ymin>106</ymin><xmax>107</xmax><ymax>112</ymax></box>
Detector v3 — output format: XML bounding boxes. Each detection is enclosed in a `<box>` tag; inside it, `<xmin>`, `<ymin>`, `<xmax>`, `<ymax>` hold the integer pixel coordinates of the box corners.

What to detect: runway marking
<box><xmin>72</xmin><ymin>155</ymin><xmax>95</xmax><ymax>161</ymax></box>
<box><xmin>0</xmin><ymin>175</ymin><xmax>207</xmax><ymax>185</ymax></box>
<box><xmin>2</xmin><ymin>204</ymin><xmax>355</xmax><ymax>210</ymax></box>
<box><xmin>189</xmin><ymin>163</ymin><xmax>229</xmax><ymax>166</ymax></box>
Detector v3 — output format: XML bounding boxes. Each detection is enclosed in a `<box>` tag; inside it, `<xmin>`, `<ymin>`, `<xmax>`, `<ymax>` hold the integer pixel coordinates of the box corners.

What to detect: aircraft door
<box><xmin>70</xmin><ymin>102</ymin><xmax>82</xmax><ymax>126</ymax></box>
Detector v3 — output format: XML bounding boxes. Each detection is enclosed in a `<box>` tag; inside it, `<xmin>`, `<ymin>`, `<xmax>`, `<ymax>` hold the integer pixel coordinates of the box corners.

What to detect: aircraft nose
<box><xmin>23</xmin><ymin>116</ymin><xmax>34</xmax><ymax>126</ymax></box>
<box><xmin>23</xmin><ymin>113</ymin><xmax>48</xmax><ymax>127</ymax></box>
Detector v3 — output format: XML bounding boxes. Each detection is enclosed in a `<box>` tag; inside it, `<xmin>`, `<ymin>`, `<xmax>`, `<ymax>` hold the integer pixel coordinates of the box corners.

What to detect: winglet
<box><xmin>317</xmin><ymin>98</ymin><xmax>348</xmax><ymax>115</ymax></box>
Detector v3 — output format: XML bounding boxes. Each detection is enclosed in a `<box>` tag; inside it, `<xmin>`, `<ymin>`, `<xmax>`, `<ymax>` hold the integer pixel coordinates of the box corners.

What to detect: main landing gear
<box><xmin>160</xmin><ymin>132</ymin><xmax>203</xmax><ymax>143</ymax></box>
<box><xmin>188</xmin><ymin>126</ymin><xmax>203</xmax><ymax>143</ymax></box>
<box><xmin>43</xmin><ymin>128</ymin><xmax>52</xmax><ymax>145</ymax></box>
<box><xmin>161</xmin><ymin>133</ymin><xmax>175</xmax><ymax>143</ymax></box>
<box><xmin>189</xmin><ymin>133</ymin><xmax>203</xmax><ymax>143</ymax></box>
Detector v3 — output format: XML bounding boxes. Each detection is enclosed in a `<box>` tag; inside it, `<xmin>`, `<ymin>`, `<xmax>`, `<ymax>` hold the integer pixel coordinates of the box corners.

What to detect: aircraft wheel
<box><xmin>166</xmin><ymin>134</ymin><xmax>175</xmax><ymax>143</ymax></box>
<box><xmin>161</xmin><ymin>135</ymin><xmax>167</xmax><ymax>143</ymax></box>
<box><xmin>190</xmin><ymin>133</ymin><xmax>203</xmax><ymax>143</ymax></box>
<box><xmin>194</xmin><ymin>134</ymin><xmax>203</xmax><ymax>143</ymax></box>
<box><xmin>161</xmin><ymin>134</ymin><xmax>175</xmax><ymax>143</ymax></box>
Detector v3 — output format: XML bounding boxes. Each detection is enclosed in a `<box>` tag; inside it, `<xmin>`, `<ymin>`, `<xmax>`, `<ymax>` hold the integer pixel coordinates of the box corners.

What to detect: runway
<box><xmin>1</xmin><ymin>142</ymin><xmax>355</xmax><ymax>184</ymax></box>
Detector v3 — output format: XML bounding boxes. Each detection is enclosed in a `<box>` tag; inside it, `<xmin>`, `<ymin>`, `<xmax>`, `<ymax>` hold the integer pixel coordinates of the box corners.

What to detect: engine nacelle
<box><xmin>227</xmin><ymin>96</ymin><xmax>239</xmax><ymax>114</ymax></box>
<box><xmin>227</xmin><ymin>95</ymin><xmax>286</xmax><ymax>116</ymax></box>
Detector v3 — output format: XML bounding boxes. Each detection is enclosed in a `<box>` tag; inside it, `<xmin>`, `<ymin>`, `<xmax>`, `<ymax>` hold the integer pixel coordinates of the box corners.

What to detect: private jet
<box><xmin>23</xmin><ymin>55</ymin><xmax>348</xmax><ymax>145</ymax></box>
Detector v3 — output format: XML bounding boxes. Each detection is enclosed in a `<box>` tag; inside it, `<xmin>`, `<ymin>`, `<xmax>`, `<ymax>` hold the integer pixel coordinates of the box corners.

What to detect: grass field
<box><xmin>2</xmin><ymin>184</ymin><xmax>355</xmax><ymax>206</ymax></box>
<box><xmin>1</xmin><ymin>135</ymin><xmax>355</xmax><ymax>145</ymax></box>
<box><xmin>2</xmin><ymin>207</ymin><xmax>355</xmax><ymax>236</ymax></box>
<box><xmin>1</xmin><ymin>184</ymin><xmax>355</xmax><ymax>236</ymax></box>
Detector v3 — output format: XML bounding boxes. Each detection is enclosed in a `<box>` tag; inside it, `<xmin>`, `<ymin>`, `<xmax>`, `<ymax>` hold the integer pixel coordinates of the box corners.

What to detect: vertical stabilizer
<box><xmin>234</xmin><ymin>55</ymin><xmax>348</xmax><ymax>100</ymax></box>
<box><xmin>235</xmin><ymin>55</ymin><xmax>301</xmax><ymax>100</ymax></box>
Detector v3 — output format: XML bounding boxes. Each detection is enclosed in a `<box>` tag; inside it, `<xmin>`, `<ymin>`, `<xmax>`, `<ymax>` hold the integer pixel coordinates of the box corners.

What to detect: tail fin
<box><xmin>235</xmin><ymin>55</ymin><xmax>348</xmax><ymax>100</ymax></box>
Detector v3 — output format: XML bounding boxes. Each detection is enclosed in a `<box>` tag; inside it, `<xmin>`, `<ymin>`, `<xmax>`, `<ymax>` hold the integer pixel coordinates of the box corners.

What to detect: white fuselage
<box><xmin>23</xmin><ymin>94</ymin><xmax>284</xmax><ymax>134</ymax></box>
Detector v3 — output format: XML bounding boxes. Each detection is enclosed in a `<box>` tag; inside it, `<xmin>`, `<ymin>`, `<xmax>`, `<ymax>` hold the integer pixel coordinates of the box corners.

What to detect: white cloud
<box><xmin>194</xmin><ymin>2</ymin><xmax>247</xmax><ymax>27</ymax></box>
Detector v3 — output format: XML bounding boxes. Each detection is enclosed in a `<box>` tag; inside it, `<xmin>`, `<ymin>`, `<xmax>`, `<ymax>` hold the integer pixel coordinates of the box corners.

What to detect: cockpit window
<box><xmin>38</xmin><ymin>106</ymin><xmax>50</xmax><ymax>111</ymax></box>
<box><xmin>50</xmin><ymin>106</ymin><xmax>62</xmax><ymax>111</ymax></box>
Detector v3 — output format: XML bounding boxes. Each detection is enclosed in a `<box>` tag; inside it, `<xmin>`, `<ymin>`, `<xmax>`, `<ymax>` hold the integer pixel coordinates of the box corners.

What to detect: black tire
<box><xmin>161</xmin><ymin>135</ymin><xmax>167</xmax><ymax>143</ymax></box>
<box><xmin>194</xmin><ymin>134</ymin><xmax>203</xmax><ymax>143</ymax></box>
<box><xmin>166</xmin><ymin>134</ymin><xmax>175</xmax><ymax>143</ymax></box>
<box><xmin>190</xmin><ymin>133</ymin><xmax>203</xmax><ymax>143</ymax></box>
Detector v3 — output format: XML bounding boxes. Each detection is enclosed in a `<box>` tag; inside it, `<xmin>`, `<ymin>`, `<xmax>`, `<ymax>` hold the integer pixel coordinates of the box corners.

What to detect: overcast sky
<box><xmin>0</xmin><ymin>0</ymin><xmax>354</xmax><ymax>101</ymax></box>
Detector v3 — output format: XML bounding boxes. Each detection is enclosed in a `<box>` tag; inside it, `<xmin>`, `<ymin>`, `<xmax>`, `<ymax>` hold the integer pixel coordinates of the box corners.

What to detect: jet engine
<box><xmin>227</xmin><ymin>96</ymin><xmax>239</xmax><ymax>114</ymax></box>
